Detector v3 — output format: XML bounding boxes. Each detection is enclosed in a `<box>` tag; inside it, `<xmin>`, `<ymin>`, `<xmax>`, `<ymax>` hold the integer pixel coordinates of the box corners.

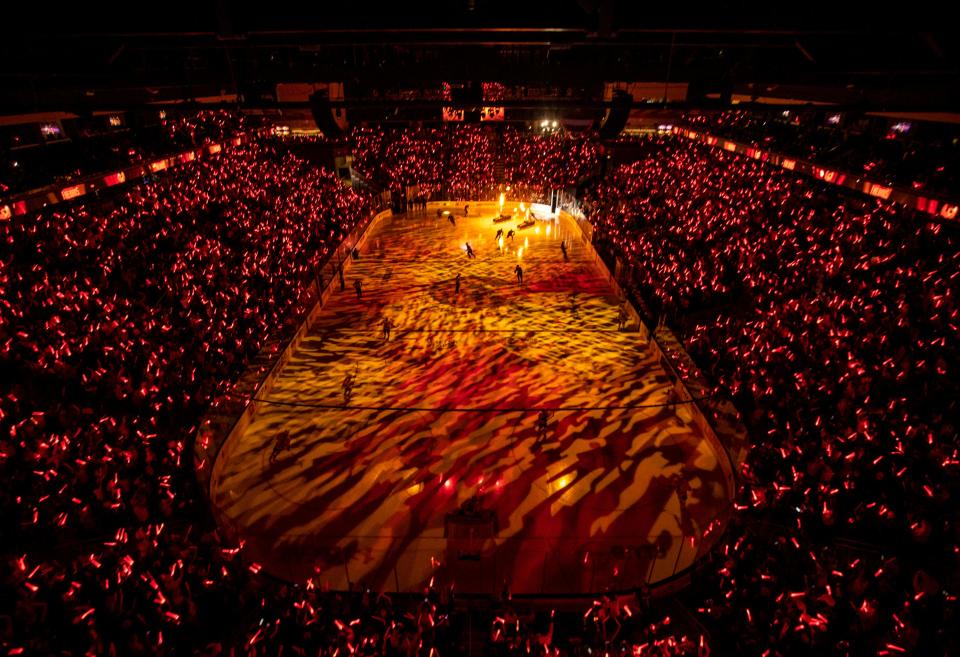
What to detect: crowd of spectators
<box><xmin>500</xmin><ymin>130</ymin><xmax>601</xmax><ymax>199</ymax></box>
<box><xmin>4</xmin><ymin>112</ymin><xmax>957</xmax><ymax>655</ymax></box>
<box><xmin>685</xmin><ymin>110</ymin><xmax>960</xmax><ymax>199</ymax></box>
<box><xmin>587</xmin><ymin>137</ymin><xmax>958</xmax><ymax>656</ymax></box>
<box><xmin>349</xmin><ymin>125</ymin><xmax>601</xmax><ymax>202</ymax></box>
<box><xmin>351</xmin><ymin>126</ymin><xmax>447</xmax><ymax>199</ymax></box>
<box><xmin>445</xmin><ymin>126</ymin><xmax>496</xmax><ymax>200</ymax></box>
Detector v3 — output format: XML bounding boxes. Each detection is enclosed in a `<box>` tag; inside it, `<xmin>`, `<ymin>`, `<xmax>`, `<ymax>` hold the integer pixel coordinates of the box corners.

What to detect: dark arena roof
<box><xmin>1</xmin><ymin>4</ymin><xmax>958</xmax><ymax>657</ymax></box>
<box><xmin>3</xmin><ymin>2</ymin><xmax>960</xmax><ymax>114</ymax></box>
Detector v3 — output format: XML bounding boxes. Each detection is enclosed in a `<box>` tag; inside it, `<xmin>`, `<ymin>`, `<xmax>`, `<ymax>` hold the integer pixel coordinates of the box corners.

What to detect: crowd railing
<box><xmin>0</xmin><ymin>129</ymin><xmax>271</xmax><ymax>220</ymax></box>
<box><xmin>672</xmin><ymin>125</ymin><xmax>959</xmax><ymax>223</ymax></box>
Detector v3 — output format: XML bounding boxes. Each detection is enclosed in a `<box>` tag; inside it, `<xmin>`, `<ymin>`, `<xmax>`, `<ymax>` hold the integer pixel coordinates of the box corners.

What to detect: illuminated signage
<box><xmin>149</xmin><ymin>160</ymin><xmax>169</xmax><ymax>172</ymax></box>
<box><xmin>480</xmin><ymin>107</ymin><xmax>504</xmax><ymax>121</ymax></box>
<box><xmin>941</xmin><ymin>204</ymin><xmax>958</xmax><ymax>220</ymax></box>
<box><xmin>724</xmin><ymin>141</ymin><xmax>737</xmax><ymax>152</ymax></box>
<box><xmin>865</xmin><ymin>183</ymin><xmax>892</xmax><ymax>200</ymax></box>
<box><xmin>0</xmin><ymin>204</ymin><xmax>11</xmax><ymax>220</ymax></box>
<box><xmin>816</xmin><ymin>169</ymin><xmax>837</xmax><ymax>183</ymax></box>
<box><xmin>61</xmin><ymin>184</ymin><xmax>86</xmax><ymax>200</ymax></box>
<box><xmin>104</xmin><ymin>172</ymin><xmax>126</xmax><ymax>186</ymax></box>
<box><xmin>40</xmin><ymin>123</ymin><xmax>63</xmax><ymax>140</ymax></box>
<box><xmin>208</xmin><ymin>143</ymin><xmax>222</xmax><ymax>154</ymax></box>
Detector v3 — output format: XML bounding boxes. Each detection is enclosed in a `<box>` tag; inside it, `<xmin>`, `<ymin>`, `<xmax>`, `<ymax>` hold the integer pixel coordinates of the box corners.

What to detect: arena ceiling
<box><xmin>2</xmin><ymin>1</ymin><xmax>958</xmax><ymax>116</ymax></box>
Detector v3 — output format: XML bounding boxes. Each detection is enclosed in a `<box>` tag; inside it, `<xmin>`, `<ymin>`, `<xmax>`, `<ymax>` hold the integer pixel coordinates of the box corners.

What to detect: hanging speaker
<box><xmin>451</xmin><ymin>83</ymin><xmax>482</xmax><ymax>123</ymax></box>
<box><xmin>599</xmin><ymin>90</ymin><xmax>632</xmax><ymax>139</ymax></box>
<box><xmin>309</xmin><ymin>90</ymin><xmax>345</xmax><ymax>138</ymax></box>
